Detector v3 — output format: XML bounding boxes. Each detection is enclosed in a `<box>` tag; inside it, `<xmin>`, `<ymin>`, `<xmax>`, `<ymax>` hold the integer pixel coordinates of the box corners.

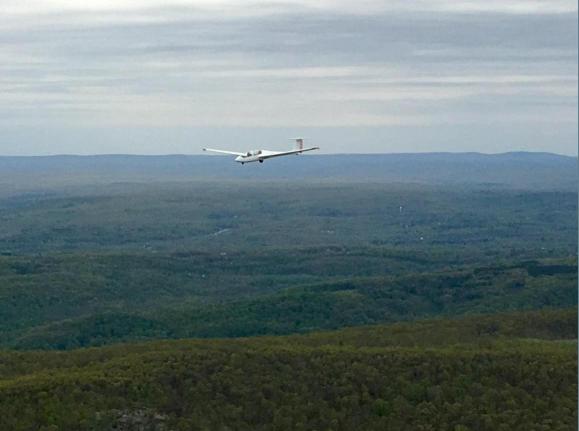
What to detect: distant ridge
<box><xmin>0</xmin><ymin>152</ymin><xmax>576</xmax><ymax>190</ymax></box>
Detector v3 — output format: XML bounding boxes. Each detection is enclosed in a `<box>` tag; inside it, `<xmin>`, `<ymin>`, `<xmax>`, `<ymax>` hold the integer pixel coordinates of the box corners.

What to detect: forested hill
<box><xmin>1</xmin><ymin>152</ymin><xmax>576</xmax><ymax>190</ymax></box>
<box><xmin>0</xmin><ymin>308</ymin><xmax>575</xmax><ymax>430</ymax></box>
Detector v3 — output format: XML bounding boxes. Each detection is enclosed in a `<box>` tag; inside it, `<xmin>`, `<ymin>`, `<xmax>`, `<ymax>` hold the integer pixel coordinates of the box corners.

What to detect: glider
<box><xmin>203</xmin><ymin>138</ymin><xmax>319</xmax><ymax>164</ymax></box>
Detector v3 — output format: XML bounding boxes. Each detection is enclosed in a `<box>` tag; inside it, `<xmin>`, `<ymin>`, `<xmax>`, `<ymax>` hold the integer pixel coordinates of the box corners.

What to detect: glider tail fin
<box><xmin>293</xmin><ymin>138</ymin><xmax>304</xmax><ymax>150</ymax></box>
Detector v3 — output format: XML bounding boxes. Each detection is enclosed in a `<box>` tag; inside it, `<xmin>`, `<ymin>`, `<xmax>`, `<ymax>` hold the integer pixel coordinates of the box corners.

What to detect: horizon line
<box><xmin>0</xmin><ymin>150</ymin><xmax>576</xmax><ymax>158</ymax></box>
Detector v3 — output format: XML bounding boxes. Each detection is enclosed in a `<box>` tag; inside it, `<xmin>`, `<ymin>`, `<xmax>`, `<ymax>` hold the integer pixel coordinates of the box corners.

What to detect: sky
<box><xmin>0</xmin><ymin>0</ymin><xmax>577</xmax><ymax>156</ymax></box>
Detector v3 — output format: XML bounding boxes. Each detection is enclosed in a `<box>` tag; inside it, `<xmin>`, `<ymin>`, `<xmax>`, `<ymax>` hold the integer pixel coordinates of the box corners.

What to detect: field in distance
<box><xmin>0</xmin><ymin>157</ymin><xmax>576</xmax><ymax>349</ymax></box>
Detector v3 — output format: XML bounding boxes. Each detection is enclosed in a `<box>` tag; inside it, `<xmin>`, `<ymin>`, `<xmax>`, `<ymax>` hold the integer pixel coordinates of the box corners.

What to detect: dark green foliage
<box><xmin>0</xmin><ymin>309</ymin><xmax>576</xmax><ymax>430</ymax></box>
<box><xmin>282</xmin><ymin>308</ymin><xmax>578</xmax><ymax>348</ymax></box>
<box><xmin>2</xmin><ymin>256</ymin><xmax>576</xmax><ymax>349</ymax></box>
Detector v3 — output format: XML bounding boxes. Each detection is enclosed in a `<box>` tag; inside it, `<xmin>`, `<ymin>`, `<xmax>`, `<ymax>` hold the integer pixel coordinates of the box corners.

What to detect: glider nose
<box><xmin>235</xmin><ymin>156</ymin><xmax>243</xmax><ymax>163</ymax></box>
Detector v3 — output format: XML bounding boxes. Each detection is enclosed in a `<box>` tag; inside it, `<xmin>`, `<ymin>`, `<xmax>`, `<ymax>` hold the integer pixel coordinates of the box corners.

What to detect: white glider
<box><xmin>203</xmin><ymin>138</ymin><xmax>319</xmax><ymax>164</ymax></box>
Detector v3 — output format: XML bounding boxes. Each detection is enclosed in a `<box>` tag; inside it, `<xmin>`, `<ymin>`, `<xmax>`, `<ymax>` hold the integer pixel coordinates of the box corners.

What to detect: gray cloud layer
<box><xmin>0</xmin><ymin>1</ymin><xmax>576</xmax><ymax>155</ymax></box>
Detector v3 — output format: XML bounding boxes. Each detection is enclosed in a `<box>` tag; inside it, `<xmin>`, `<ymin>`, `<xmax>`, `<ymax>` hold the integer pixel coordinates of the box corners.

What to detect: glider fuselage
<box><xmin>235</xmin><ymin>150</ymin><xmax>286</xmax><ymax>164</ymax></box>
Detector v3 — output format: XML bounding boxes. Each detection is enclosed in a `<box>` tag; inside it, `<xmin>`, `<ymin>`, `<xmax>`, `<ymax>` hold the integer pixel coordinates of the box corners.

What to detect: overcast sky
<box><xmin>1</xmin><ymin>0</ymin><xmax>577</xmax><ymax>155</ymax></box>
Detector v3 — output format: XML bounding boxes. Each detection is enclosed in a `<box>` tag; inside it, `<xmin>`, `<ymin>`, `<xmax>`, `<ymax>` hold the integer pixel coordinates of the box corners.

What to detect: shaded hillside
<box><xmin>0</xmin><ymin>309</ymin><xmax>576</xmax><ymax>430</ymax></box>
<box><xmin>2</xmin><ymin>256</ymin><xmax>576</xmax><ymax>350</ymax></box>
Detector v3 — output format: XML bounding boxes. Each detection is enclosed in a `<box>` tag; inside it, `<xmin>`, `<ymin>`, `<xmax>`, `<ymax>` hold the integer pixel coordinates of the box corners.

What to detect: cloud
<box><xmin>3</xmin><ymin>0</ymin><xmax>576</xmax><ymax>15</ymax></box>
<box><xmin>0</xmin><ymin>0</ymin><xmax>576</xmax><ymax>154</ymax></box>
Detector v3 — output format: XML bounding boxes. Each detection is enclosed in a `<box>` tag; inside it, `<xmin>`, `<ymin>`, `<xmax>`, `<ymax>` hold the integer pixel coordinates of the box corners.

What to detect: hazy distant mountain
<box><xmin>0</xmin><ymin>152</ymin><xmax>576</xmax><ymax>190</ymax></box>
